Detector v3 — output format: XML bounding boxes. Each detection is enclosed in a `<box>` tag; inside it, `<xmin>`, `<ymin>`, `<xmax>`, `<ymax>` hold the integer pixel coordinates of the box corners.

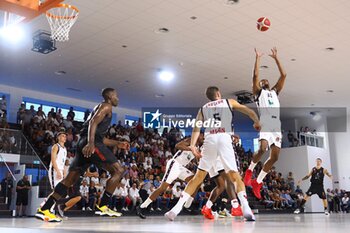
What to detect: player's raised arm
<box><xmin>229</xmin><ymin>99</ymin><xmax>261</xmax><ymax>131</ymax></box>
<box><xmin>83</xmin><ymin>103</ymin><xmax>111</xmax><ymax>157</ymax></box>
<box><xmin>270</xmin><ymin>47</ymin><xmax>287</xmax><ymax>94</ymax></box>
<box><xmin>190</xmin><ymin>109</ymin><xmax>204</xmax><ymax>158</ymax></box>
<box><xmin>253</xmin><ymin>48</ymin><xmax>263</xmax><ymax>95</ymax></box>
<box><xmin>175</xmin><ymin>138</ymin><xmax>191</xmax><ymax>151</ymax></box>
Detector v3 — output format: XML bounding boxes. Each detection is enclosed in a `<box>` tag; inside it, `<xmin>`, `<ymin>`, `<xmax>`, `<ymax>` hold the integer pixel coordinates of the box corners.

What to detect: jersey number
<box><xmin>213</xmin><ymin>113</ymin><xmax>221</xmax><ymax>121</ymax></box>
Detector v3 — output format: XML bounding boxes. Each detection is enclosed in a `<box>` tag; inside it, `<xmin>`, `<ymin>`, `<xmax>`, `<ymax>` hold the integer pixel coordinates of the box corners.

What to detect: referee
<box><xmin>294</xmin><ymin>158</ymin><xmax>332</xmax><ymax>215</ymax></box>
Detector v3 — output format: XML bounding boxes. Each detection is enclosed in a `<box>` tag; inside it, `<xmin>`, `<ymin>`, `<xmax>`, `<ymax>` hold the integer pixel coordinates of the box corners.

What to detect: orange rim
<box><xmin>46</xmin><ymin>3</ymin><xmax>79</xmax><ymax>20</ymax></box>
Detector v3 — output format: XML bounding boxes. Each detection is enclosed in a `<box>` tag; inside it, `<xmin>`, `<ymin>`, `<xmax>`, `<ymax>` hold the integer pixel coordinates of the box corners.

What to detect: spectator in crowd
<box><xmin>84</xmin><ymin>109</ymin><xmax>90</xmax><ymax>121</ymax></box>
<box><xmin>16</xmin><ymin>175</ymin><xmax>31</xmax><ymax>217</ymax></box>
<box><xmin>88</xmin><ymin>181</ymin><xmax>98</xmax><ymax>211</ymax></box>
<box><xmin>129</xmin><ymin>183</ymin><xmax>141</xmax><ymax>211</ymax></box>
<box><xmin>111</xmin><ymin>183</ymin><xmax>127</xmax><ymax>211</ymax></box>
<box><xmin>0</xmin><ymin>95</ymin><xmax>7</xmax><ymax>117</ymax></box>
<box><xmin>1</xmin><ymin>172</ymin><xmax>13</xmax><ymax>208</ymax></box>
<box><xmin>67</xmin><ymin>107</ymin><xmax>75</xmax><ymax>121</ymax></box>
<box><xmin>29</xmin><ymin>105</ymin><xmax>37</xmax><ymax>117</ymax></box>
<box><xmin>16</xmin><ymin>103</ymin><xmax>26</xmax><ymax>124</ymax></box>
<box><xmin>327</xmin><ymin>188</ymin><xmax>335</xmax><ymax>212</ymax></box>
<box><xmin>63</xmin><ymin>116</ymin><xmax>74</xmax><ymax>129</ymax></box>
<box><xmin>80</xmin><ymin>180</ymin><xmax>89</xmax><ymax>211</ymax></box>
<box><xmin>341</xmin><ymin>193</ymin><xmax>349</xmax><ymax>213</ymax></box>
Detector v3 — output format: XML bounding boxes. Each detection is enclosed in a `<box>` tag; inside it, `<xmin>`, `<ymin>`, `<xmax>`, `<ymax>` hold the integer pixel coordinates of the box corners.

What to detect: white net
<box><xmin>46</xmin><ymin>4</ymin><xmax>79</xmax><ymax>42</ymax></box>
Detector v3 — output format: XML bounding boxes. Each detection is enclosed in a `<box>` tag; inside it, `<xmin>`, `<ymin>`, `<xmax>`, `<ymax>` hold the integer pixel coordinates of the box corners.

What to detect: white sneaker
<box><xmin>325</xmin><ymin>210</ymin><xmax>330</xmax><ymax>216</ymax></box>
<box><xmin>242</xmin><ymin>204</ymin><xmax>255</xmax><ymax>221</ymax></box>
<box><xmin>87</xmin><ymin>207</ymin><xmax>92</xmax><ymax>211</ymax></box>
<box><xmin>113</xmin><ymin>207</ymin><xmax>117</xmax><ymax>211</ymax></box>
<box><xmin>294</xmin><ymin>209</ymin><xmax>301</xmax><ymax>214</ymax></box>
<box><xmin>82</xmin><ymin>207</ymin><xmax>86</xmax><ymax>211</ymax></box>
<box><xmin>156</xmin><ymin>208</ymin><xmax>162</xmax><ymax>211</ymax></box>
<box><xmin>164</xmin><ymin>211</ymin><xmax>177</xmax><ymax>221</ymax></box>
<box><xmin>150</xmin><ymin>207</ymin><xmax>154</xmax><ymax>212</ymax></box>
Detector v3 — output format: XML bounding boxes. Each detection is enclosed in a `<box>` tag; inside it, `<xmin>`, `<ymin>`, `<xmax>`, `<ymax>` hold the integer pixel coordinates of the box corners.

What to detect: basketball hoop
<box><xmin>46</xmin><ymin>3</ymin><xmax>79</xmax><ymax>42</ymax></box>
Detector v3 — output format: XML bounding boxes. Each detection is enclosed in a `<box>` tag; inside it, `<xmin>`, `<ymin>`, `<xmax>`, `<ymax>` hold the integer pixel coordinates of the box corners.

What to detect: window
<box><xmin>42</xmin><ymin>105</ymin><xmax>56</xmax><ymax>115</ymax></box>
<box><xmin>25</xmin><ymin>102</ymin><xmax>41</xmax><ymax>111</ymax></box>
<box><xmin>74</xmin><ymin>110</ymin><xmax>85</xmax><ymax>122</ymax></box>
<box><xmin>253</xmin><ymin>138</ymin><xmax>259</xmax><ymax>152</ymax></box>
<box><xmin>125</xmin><ymin>119</ymin><xmax>135</xmax><ymax>126</ymax></box>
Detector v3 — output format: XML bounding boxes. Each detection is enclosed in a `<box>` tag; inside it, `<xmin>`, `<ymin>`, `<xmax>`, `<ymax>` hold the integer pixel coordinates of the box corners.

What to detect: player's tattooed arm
<box><xmin>300</xmin><ymin>170</ymin><xmax>313</xmax><ymax>183</ymax></box>
<box><xmin>324</xmin><ymin>169</ymin><xmax>333</xmax><ymax>179</ymax></box>
<box><xmin>175</xmin><ymin>137</ymin><xmax>191</xmax><ymax>151</ymax></box>
<box><xmin>253</xmin><ymin>48</ymin><xmax>263</xmax><ymax>95</ymax></box>
<box><xmin>270</xmin><ymin>47</ymin><xmax>287</xmax><ymax>95</ymax></box>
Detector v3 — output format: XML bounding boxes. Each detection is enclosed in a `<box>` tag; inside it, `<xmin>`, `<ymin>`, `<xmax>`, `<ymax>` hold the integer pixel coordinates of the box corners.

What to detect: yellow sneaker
<box><xmin>95</xmin><ymin>205</ymin><xmax>122</xmax><ymax>217</ymax></box>
<box><xmin>218</xmin><ymin>210</ymin><xmax>227</xmax><ymax>218</ymax></box>
<box><xmin>35</xmin><ymin>208</ymin><xmax>62</xmax><ymax>222</ymax></box>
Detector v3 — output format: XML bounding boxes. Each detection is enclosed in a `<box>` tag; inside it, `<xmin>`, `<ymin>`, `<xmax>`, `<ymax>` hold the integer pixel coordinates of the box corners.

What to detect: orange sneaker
<box><xmin>251</xmin><ymin>179</ymin><xmax>263</xmax><ymax>199</ymax></box>
<box><xmin>244</xmin><ymin>169</ymin><xmax>253</xmax><ymax>186</ymax></box>
<box><xmin>201</xmin><ymin>205</ymin><xmax>214</xmax><ymax>220</ymax></box>
<box><xmin>231</xmin><ymin>206</ymin><xmax>243</xmax><ymax>217</ymax></box>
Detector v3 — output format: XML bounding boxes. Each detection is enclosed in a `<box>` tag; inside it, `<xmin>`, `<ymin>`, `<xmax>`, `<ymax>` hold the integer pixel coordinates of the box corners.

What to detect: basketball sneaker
<box><xmin>57</xmin><ymin>204</ymin><xmax>68</xmax><ymax>220</ymax></box>
<box><xmin>201</xmin><ymin>205</ymin><xmax>214</xmax><ymax>220</ymax></box>
<box><xmin>35</xmin><ymin>208</ymin><xmax>62</xmax><ymax>222</ymax></box>
<box><xmin>244</xmin><ymin>169</ymin><xmax>253</xmax><ymax>186</ymax></box>
<box><xmin>164</xmin><ymin>211</ymin><xmax>176</xmax><ymax>221</ymax></box>
<box><xmin>251</xmin><ymin>179</ymin><xmax>263</xmax><ymax>199</ymax></box>
<box><xmin>231</xmin><ymin>206</ymin><xmax>243</xmax><ymax>217</ymax></box>
<box><xmin>218</xmin><ymin>210</ymin><xmax>227</xmax><ymax>218</ymax></box>
<box><xmin>136</xmin><ymin>206</ymin><xmax>146</xmax><ymax>219</ymax></box>
<box><xmin>294</xmin><ymin>208</ymin><xmax>301</xmax><ymax>214</ymax></box>
<box><xmin>241</xmin><ymin>204</ymin><xmax>256</xmax><ymax>221</ymax></box>
<box><xmin>95</xmin><ymin>205</ymin><xmax>122</xmax><ymax>217</ymax></box>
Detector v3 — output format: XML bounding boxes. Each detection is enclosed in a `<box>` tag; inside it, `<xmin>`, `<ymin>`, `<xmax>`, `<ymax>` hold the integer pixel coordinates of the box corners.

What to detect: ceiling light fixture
<box><xmin>159</xmin><ymin>70</ymin><xmax>174</xmax><ymax>81</ymax></box>
<box><xmin>225</xmin><ymin>0</ymin><xmax>239</xmax><ymax>6</ymax></box>
<box><xmin>325</xmin><ymin>47</ymin><xmax>335</xmax><ymax>51</ymax></box>
<box><xmin>155</xmin><ymin>94</ymin><xmax>165</xmax><ymax>98</ymax></box>
<box><xmin>326</xmin><ymin>90</ymin><xmax>334</xmax><ymax>93</ymax></box>
<box><xmin>55</xmin><ymin>71</ymin><xmax>66</xmax><ymax>75</ymax></box>
<box><xmin>190</xmin><ymin>16</ymin><xmax>197</xmax><ymax>20</ymax></box>
<box><xmin>291</xmin><ymin>59</ymin><xmax>296</xmax><ymax>61</ymax></box>
<box><xmin>122</xmin><ymin>45</ymin><xmax>127</xmax><ymax>48</ymax></box>
<box><xmin>156</xmin><ymin>28</ymin><xmax>169</xmax><ymax>34</ymax></box>
<box><xmin>260</xmin><ymin>65</ymin><xmax>269</xmax><ymax>69</ymax></box>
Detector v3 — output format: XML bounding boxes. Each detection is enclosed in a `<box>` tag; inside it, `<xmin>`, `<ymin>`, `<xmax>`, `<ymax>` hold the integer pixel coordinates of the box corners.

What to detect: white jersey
<box><xmin>256</xmin><ymin>89</ymin><xmax>280</xmax><ymax>120</ymax></box>
<box><xmin>173</xmin><ymin>150</ymin><xmax>195</xmax><ymax>166</ymax></box>
<box><xmin>49</xmin><ymin>143</ymin><xmax>67</xmax><ymax>172</ymax></box>
<box><xmin>201</xmin><ymin>99</ymin><xmax>234</xmax><ymax>135</ymax></box>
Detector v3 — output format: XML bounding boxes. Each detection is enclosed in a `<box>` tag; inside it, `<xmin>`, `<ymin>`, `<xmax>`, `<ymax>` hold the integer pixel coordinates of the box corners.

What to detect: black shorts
<box><xmin>69</xmin><ymin>137</ymin><xmax>118</xmax><ymax>174</ymax></box>
<box><xmin>16</xmin><ymin>194</ymin><xmax>28</xmax><ymax>206</ymax></box>
<box><xmin>306</xmin><ymin>184</ymin><xmax>326</xmax><ymax>199</ymax></box>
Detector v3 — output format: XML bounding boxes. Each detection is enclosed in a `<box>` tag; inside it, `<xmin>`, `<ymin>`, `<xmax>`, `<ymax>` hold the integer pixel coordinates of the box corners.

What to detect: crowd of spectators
<box><xmin>1</xmin><ymin>104</ymin><xmax>349</xmax><ymax>215</ymax></box>
<box><xmin>327</xmin><ymin>188</ymin><xmax>349</xmax><ymax>213</ymax></box>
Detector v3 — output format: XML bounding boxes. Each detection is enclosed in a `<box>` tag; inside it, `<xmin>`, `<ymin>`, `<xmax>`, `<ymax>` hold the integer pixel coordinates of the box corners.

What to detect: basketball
<box><xmin>257</xmin><ymin>17</ymin><xmax>270</xmax><ymax>31</ymax></box>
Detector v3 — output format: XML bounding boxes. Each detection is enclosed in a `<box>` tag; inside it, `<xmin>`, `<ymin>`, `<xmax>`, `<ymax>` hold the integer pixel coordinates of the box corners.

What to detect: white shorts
<box><xmin>198</xmin><ymin>133</ymin><xmax>238</xmax><ymax>173</ymax></box>
<box><xmin>259</xmin><ymin>118</ymin><xmax>282</xmax><ymax>148</ymax></box>
<box><xmin>162</xmin><ymin>159</ymin><xmax>193</xmax><ymax>184</ymax></box>
<box><xmin>208</xmin><ymin>157</ymin><xmax>225</xmax><ymax>178</ymax></box>
<box><xmin>48</xmin><ymin>168</ymin><xmax>63</xmax><ymax>189</ymax></box>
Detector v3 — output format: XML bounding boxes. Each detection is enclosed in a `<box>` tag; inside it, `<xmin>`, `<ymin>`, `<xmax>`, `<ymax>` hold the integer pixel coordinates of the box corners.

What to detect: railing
<box><xmin>0</xmin><ymin>128</ymin><xmax>51</xmax><ymax>198</ymax></box>
<box><xmin>298</xmin><ymin>132</ymin><xmax>324</xmax><ymax>148</ymax></box>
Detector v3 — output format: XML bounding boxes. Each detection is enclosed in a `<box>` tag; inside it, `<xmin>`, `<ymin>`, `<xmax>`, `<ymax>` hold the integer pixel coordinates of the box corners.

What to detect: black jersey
<box><xmin>310</xmin><ymin>167</ymin><xmax>324</xmax><ymax>185</ymax></box>
<box><xmin>80</xmin><ymin>104</ymin><xmax>112</xmax><ymax>143</ymax></box>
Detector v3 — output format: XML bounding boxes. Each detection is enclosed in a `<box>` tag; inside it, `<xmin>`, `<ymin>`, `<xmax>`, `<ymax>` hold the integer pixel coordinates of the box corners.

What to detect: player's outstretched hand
<box><xmin>83</xmin><ymin>143</ymin><xmax>95</xmax><ymax>158</ymax></box>
<box><xmin>254</xmin><ymin>48</ymin><xmax>264</xmax><ymax>58</ymax></box>
<box><xmin>253</xmin><ymin>122</ymin><xmax>261</xmax><ymax>131</ymax></box>
<box><xmin>268</xmin><ymin>47</ymin><xmax>278</xmax><ymax>59</ymax></box>
<box><xmin>117</xmin><ymin>141</ymin><xmax>130</xmax><ymax>151</ymax></box>
<box><xmin>190</xmin><ymin>145</ymin><xmax>202</xmax><ymax>159</ymax></box>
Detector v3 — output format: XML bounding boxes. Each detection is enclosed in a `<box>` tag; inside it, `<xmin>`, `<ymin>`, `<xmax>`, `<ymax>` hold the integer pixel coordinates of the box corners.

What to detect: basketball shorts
<box><xmin>69</xmin><ymin>136</ymin><xmax>118</xmax><ymax>174</ymax></box>
<box><xmin>259</xmin><ymin>117</ymin><xmax>282</xmax><ymax>148</ymax></box>
<box><xmin>198</xmin><ymin>133</ymin><xmax>238</xmax><ymax>173</ymax></box>
<box><xmin>208</xmin><ymin>157</ymin><xmax>225</xmax><ymax>178</ymax></box>
<box><xmin>48</xmin><ymin>167</ymin><xmax>64</xmax><ymax>189</ymax></box>
<box><xmin>306</xmin><ymin>184</ymin><xmax>326</xmax><ymax>199</ymax></box>
<box><xmin>162</xmin><ymin>159</ymin><xmax>193</xmax><ymax>184</ymax></box>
